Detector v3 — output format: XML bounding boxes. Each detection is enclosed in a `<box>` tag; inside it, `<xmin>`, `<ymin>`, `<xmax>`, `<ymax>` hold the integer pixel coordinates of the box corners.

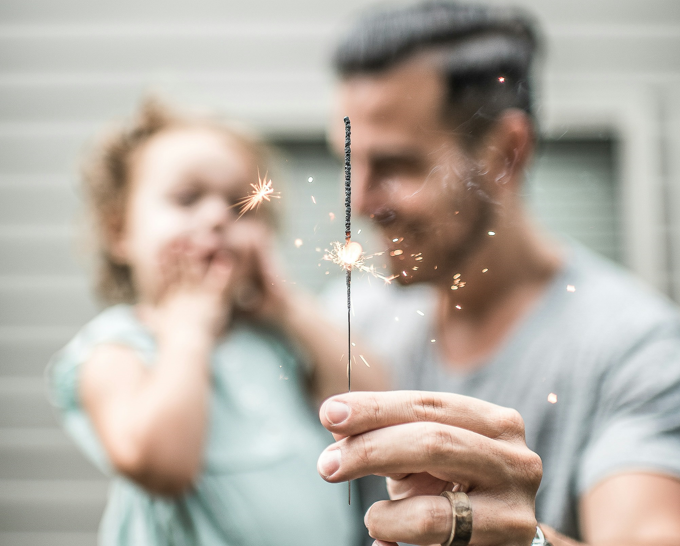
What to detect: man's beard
<box><xmin>391</xmin><ymin>193</ymin><xmax>495</xmax><ymax>287</ymax></box>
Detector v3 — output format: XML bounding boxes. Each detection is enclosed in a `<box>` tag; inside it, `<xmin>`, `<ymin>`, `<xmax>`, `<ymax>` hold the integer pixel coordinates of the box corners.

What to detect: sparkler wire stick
<box><xmin>344</xmin><ymin>116</ymin><xmax>352</xmax><ymax>505</ymax></box>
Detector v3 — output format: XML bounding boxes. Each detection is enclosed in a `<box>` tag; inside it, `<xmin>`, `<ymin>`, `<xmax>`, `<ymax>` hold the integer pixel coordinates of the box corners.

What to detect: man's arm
<box><xmin>541</xmin><ymin>472</ymin><xmax>680</xmax><ymax>546</ymax></box>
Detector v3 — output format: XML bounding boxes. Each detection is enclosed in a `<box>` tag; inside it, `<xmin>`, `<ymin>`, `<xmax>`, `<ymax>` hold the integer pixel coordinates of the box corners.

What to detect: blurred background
<box><xmin>0</xmin><ymin>0</ymin><xmax>679</xmax><ymax>544</ymax></box>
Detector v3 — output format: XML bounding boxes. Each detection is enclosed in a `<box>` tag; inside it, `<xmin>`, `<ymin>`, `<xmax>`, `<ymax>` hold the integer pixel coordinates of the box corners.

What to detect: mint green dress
<box><xmin>47</xmin><ymin>305</ymin><xmax>359</xmax><ymax>546</ymax></box>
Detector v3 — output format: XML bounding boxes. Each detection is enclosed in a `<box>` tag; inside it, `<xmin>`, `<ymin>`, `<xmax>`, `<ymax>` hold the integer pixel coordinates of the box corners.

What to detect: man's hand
<box><xmin>317</xmin><ymin>391</ymin><xmax>541</xmax><ymax>546</ymax></box>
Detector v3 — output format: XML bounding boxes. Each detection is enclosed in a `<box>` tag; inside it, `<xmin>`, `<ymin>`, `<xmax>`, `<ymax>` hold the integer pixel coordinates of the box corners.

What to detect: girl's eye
<box><xmin>174</xmin><ymin>189</ymin><xmax>201</xmax><ymax>207</ymax></box>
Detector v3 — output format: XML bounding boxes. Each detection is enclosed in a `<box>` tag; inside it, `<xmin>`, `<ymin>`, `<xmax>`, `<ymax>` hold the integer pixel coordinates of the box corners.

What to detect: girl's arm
<box><xmin>80</xmin><ymin>248</ymin><xmax>232</xmax><ymax>496</ymax></box>
<box><xmin>230</xmin><ymin>221</ymin><xmax>391</xmax><ymax>403</ymax></box>
<box><xmin>275</xmin><ymin>289</ymin><xmax>391</xmax><ymax>404</ymax></box>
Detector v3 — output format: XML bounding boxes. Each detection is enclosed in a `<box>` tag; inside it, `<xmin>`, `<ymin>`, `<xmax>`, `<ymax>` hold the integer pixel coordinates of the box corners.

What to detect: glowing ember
<box><xmin>566</xmin><ymin>285</ymin><xmax>576</xmax><ymax>292</ymax></box>
<box><xmin>323</xmin><ymin>241</ymin><xmax>396</xmax><ymax>283</ymax></box>
<box><xmin>548</xmin><ymin>393</ymin><xmax>557</xmax><ymax>404</ymax></box>
<box><xmin>390</xmin><ymin>249</ymin><xmax>404</xmax><ymax>256</ymax></box>
<box><xmin>455</xmin><ymin>305</ymin><xmax>462</xmax><ymax>310</ymax></box>
<box><xmin>451</xmin><ymin>273</ymin><xmax>466</xmax><ymax>291</ymax></box>
<box><xmin>488</xmin><ymin>231</ymin><xmax>496</xmax><ymax>236</ymax></box>
<box><xmin>482</xmin><ymin>268</ymin><xmax>489</xmax><ymax>273</ymax></box>
<box><xmin>294</xmin><ymin>238</ymin><xmax>303</xmax><ymax>248</ymax></box>
<box><xmin>498</xmin><ymin>76</ymin><xmax>505</xmax><ymax>83</ymax></box>
<box><xmin>235</xmin><ymin>172</ymin><xmax>280</xmax><ymax>218</ymax></box>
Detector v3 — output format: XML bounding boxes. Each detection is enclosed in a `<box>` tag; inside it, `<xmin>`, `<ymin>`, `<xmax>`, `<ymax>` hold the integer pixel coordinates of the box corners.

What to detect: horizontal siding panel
<box><xmin>0</xmin><ymin>184</ymin><xmax>81</xmax><ymax>225</ymax></box>
<box><xmin>0</xmin><ymin>332</ymin><xmax>79</xmax><ymax>376</ymax></box>
<box><xmin>0</xmin><ymin>282</ymin><xmax>97</xmax><ymax>328</ymax></box>
<box><xmin>0</xmin><ymin>34</ymin><xmax>332</xmax><ymax>73</ymax></box>
<box><xmin>0</xmin><ymin>73</ymin><xmax>331</xmax><ymax>124</ymax></box>
<box><xmin>0</xmin><ymin>429</ymin><xmax>104</xmax><ymax>480</ymax></box>
<box><xmin>0</xmin><ymin>532</ymin><xmax>97</xmax><ymax>546</ymax></box>
<box><xmin>0</xmin><ymin>0</ymin><xmax>677</xmax><ymax>26</ymax></box>
<box><xmin>0</xmin><ymin>234</ymin><xmax>90</xmax><ymax>276</ymax></box>
<box><xmin>0</xmin><ymin>379</ymin><xmax>57</xmax><ymax>428</ymax></box>
<box><xmin>0</xmin><ymin>480</ymin><xmax>105</xmax><ymax>532</ymax></box>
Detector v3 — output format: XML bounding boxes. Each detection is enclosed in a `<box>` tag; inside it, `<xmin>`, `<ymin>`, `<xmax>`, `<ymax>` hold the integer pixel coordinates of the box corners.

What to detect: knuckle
<box><xmin>513</xmin><ymin>510</ymin><xmax>538</xmax><ymax>546</ymax></box>
<box><xmin>421</xmin><ymin>423</ymin><xmax>452</xmax><ymax>461</ymax></box>
<box><xmin>410</xmin><ymin>392</ymin><xmax>445</xmax><ymax>422</ymax></box>
<box><xmin>354</xmin><ymin>433</ymin><xmax>376</xmax><ymax>466</ymax></box>
<box><xmin>414</xmin><ymin>496</ymin><xmax>450</xmax><ymax>538</ymax></box>
<box><xmin>523</xmin><ymin>452</ymin><xmax>543</xmax><ymax>491</ymax></box>
<box><xmin>496</xmin><ymin>407</ymin><xmax>525</xmax><ymax>440</ymax></box>
<box><xmin>365</xmin><ymin>393</ymin><xmax>382</xmax><ymax>426</ymax></box>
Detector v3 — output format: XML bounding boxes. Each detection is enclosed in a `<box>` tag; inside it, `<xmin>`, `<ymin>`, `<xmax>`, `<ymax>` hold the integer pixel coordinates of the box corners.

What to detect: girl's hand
<box><xmin>141</xmin><ymin>238</ymin><xmax>235</xmax><ymax>341</ymax></box>
<box><xmin>224</xmin><ymin>220</ymin><xmax>294</xmax><ymax>324</ymax></box>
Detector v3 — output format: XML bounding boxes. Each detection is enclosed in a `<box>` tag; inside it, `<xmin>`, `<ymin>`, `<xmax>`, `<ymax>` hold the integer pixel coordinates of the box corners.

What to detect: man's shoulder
<box><xmin>561</xmin><ymin>246</ymin><xmax>680</xmax><ymax>336</ymax></box>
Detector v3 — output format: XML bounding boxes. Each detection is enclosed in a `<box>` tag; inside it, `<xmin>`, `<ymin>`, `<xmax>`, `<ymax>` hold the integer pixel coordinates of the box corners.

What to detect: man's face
<box><xmin>333</xmin><ymin>59</ymin><xmax>493</xmax><ymax>285</ymax></box>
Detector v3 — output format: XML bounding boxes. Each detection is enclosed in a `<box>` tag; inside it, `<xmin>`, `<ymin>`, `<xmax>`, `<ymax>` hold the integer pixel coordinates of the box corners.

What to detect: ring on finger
<box><xmin>440</xmin><ymin>491</ymin><xmax>473</xmax><ymax>546</ymax></box>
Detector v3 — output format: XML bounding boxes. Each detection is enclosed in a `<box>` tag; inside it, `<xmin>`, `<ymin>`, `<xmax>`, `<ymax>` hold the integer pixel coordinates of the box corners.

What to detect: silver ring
<box><xmin>440</xmin><ymin>491</ymin><xmax>473</xmax><ymax>546</ymax></box>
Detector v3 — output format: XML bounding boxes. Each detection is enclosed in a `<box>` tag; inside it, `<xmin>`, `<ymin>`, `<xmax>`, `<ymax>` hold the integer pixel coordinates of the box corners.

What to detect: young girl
<box><xmin>47</xmin><ymin>100</ymin><xmax>383</xmax><ymax>545</ymax></box>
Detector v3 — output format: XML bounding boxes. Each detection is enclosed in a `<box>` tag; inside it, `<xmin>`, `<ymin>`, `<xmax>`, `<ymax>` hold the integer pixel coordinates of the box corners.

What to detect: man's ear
<box><xmin>475</xmin><ymin>109</ymin><xmax>534</xmax><ymax>193</ymax></box>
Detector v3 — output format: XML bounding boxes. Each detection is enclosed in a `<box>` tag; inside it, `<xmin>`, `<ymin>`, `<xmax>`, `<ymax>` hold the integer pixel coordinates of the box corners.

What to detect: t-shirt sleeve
<box><xmin>577</xmin><ymin>329</ymin><xmax>680</xmax><ymax>494</ymax></box>
<box><xmin>45</xmin><ymin>306</ymin><xmax>154</xmax><ymax>474</ymax></box>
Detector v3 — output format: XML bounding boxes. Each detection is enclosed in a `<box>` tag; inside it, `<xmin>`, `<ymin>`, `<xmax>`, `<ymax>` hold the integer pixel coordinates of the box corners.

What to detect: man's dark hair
<box><xmin>333</xmin><ymin>1</ymin><xmax>539</xmax><ymax>144</ymax></box>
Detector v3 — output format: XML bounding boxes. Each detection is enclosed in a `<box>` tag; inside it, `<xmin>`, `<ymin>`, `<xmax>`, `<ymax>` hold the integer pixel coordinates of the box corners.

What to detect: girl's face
<box><xmin>113</xmin><ymin>126</ymin><xmax>258</xmax><ymax>303</ymax></box>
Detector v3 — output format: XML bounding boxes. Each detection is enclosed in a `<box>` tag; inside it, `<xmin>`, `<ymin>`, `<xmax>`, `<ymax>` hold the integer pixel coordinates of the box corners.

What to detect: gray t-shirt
<box><xmin>324</xmin><ymin>244</ymin><xmax>680</xmax><ymax>539</ymax></box>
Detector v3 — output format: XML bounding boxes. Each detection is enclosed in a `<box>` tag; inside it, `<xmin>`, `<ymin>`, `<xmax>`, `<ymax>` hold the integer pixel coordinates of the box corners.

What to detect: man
<box><xmin>317</xmin><ymin>2</ymin><xmax>680</xmax><ymax>545</ymax></box>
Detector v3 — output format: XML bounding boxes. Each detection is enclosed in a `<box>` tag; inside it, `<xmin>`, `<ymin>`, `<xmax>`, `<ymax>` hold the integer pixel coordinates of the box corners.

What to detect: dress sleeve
<box><xmin>577</xmin><ymin>328</ymin><xmax>680</xmax><ymax>494</ymax></box>
<box><xmin>45</xmin><ymin>305</ymin><xmax>155</xmax><ymax>474</ymax></box>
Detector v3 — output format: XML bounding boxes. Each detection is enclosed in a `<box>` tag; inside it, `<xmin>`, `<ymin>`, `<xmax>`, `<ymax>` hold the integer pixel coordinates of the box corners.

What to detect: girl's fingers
<box><xmin>205</xmin><ymin>252</ymin><xmax>234</xmax><ymax>292</ymax></box>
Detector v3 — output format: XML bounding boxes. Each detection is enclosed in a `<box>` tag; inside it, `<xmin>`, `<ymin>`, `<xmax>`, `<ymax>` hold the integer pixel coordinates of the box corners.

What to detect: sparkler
<box><xmin>344</xmin><ymin>116</ymin><xmax>352</xmax><ymax>505</ymax></box>
<box><xmin>235</xmin><ymin>171</ymin><xmax>280</xmax><ymax>218</ymax></box>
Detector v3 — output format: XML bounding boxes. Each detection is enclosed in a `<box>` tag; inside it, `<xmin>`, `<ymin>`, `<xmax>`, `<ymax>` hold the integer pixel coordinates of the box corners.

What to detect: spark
<box><xmin>567</xmin><ymin>285</ymin><xmax>576</xmax><ymax>292</ymax></box>
<box><xmin>308</xmin><ymin>176</ymin><xmax>314</xmax><ymax>183</ymax></box>
<box><xmin>311</xmin><ymin>196</ymin><xmax>316</xmax><ymax>204</ymax></box>
<box><xmin>488</xmin><ymin>231</ymin><xmax>496</xmax><ymax>236</ymax></box>
<box><xmin>431</xmin><ymin>339</ymin><xmax>436</xmax><ymax>343</ymax></box>
<box><xmin>416</xmin><ymin>310</ymin><xmax>425</xmax><ymax>316</ymax></box>
<box><xmin>548</xmin><ymin>393</ymin><xmax>557</xmax><ymax>404</ymax></box>
<box><xmin>329</xmin><ymin>212</ymin><xmax>335</xmax><ymax>221</ymax></box>
<box><xmin>482</xmin><ymin>268</ymin><xmax>489</xmax><ymax>273</ymax></box>
<box><xmin>451</xmin><ymin>273</ymin><xmax>466</xmax><ymax>291</ymax></box>
<box><xmin>294</xmin><ymin>238</ymin><xmax>303</xmax><ymax>248</ymax></box>
<box><xmin>323</xmin><ymin>241</ymin><xmax>396</xmax><ymax>283</ymax></box>
<box><xmin>359</xmin><ymin>355</ymin><xmax>370</xmax><ymax>367</ymax></box>
<box><xmin>390</xmin><ymin>249</ymin><xmax>403</xmax><ymax>256</ymax></box>
<box><xmin>498</xmin><ymin>76</ymin><xmax>506</xmax><ymax>83</ymax></box>
<box><xmin>235</xmin><ymin>171</ymin><xmax>280</xmax><ymax>218</ymax></box>
<box><xmin>455</xmin><ymin>305</ymin><xmax>462</xmax><ymax>310</ymax></box>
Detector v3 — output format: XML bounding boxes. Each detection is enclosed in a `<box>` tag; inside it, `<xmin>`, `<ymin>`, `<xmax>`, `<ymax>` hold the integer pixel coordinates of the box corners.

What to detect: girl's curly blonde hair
<box><xmin>81</xmin><ymin>98</ymin><xmax>272</xmax><ymax>304</ymax></box>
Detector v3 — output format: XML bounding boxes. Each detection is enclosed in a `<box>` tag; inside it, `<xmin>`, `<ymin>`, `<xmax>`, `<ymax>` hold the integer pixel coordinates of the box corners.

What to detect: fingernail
<box><xmin>317</xmin><ymin>448</ymin><xmax>341</xmax><ymax>478</ymax></box>
<box><xmin>325</xmin><ymin>400</ymin><xmax>350</xmax><ymax>425</ymax></box>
